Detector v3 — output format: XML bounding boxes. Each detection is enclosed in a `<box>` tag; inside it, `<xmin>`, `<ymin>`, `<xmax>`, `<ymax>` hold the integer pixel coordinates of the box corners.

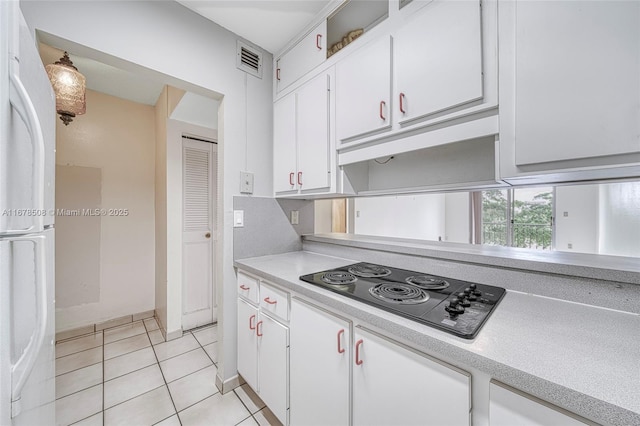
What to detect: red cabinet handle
<box><xmin>256</xmin><ymin>320</ymin><xmax>263</xmax><ymax>336</ymax></box>
<box><xmin>289</xmin><ymin>172</ymin><xmax>294</xmax><ymax>186</ymax></box>
<box><xmin>399</xmin><ymin>92</ymin><xmax>406</xmax><ymax>114</ymax></box>
<box><xmin>249</xmin><ymin>315</ymin><xmax>256</xmax><ymax>330</ymax></box>
<box><xmin>379</xmin><ymin>101</ymin><xmax>386</xmax><ymax>121</ymax></box>
<box><xmin>316</xmin><ymin>34</ymin><xmax>322</xmax><ymax>50</ymax></box>
<box><xmin>297</xmin><ymin>171</ymin><xmax>302</xmax><ymax>186</ymax></box>
<box><xmin>239</xmin><ymin>285</ymin><xmax>250</xmax><ymax>291</ymax></box>
<box><xmin>276</xmin><ymin>68</ymin><xmax>281</xmax><ymax>81</ymax></box>
<box><xmin>264</xmin><ymin>297</ymin><xmax>277</xmax><ymax>305</ymax></box>
<box><xmin>355</xmin><ymin>339</ymin><xmax>364</xmax><ymax>365</ymax></box>
<box><xmin>337</xmin><ymin>329</ymin><xmax>345</xmax><ymax>354</ymax></box>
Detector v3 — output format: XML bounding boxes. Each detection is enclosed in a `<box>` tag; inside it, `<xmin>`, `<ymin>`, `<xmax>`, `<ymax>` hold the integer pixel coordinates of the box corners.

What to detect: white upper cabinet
<box><xmin>296</xmin><ymin>73</ymin><xmax>331</xmax><ymax>192</ymax></box>
<box><xmin>276</xmin><ymin>21</ymin><xmax>327</xmax><ymax>92</ymax></box>
<box><xmin>499</xmin><ymin>0</ymin><xmax>640</xmax><ymax>183</ymax></box>
<box><xmin>336</xmin><ymin>36</ymin><xmax>392</xmax><ymax>142</ymax></box>
<box><xmin>273</xmin><ymin>71</ymin><xmax>333</xmax><ymax>197</ymax></box>
<box><xmin>273</xmin><ymin>92</ymin><xmax>297</xmax><ymax>194</ymax></box>
<box><xmin>395</xmin><ymin>0</ymin><xmax>483</xmax><ymax>124</ymax></box>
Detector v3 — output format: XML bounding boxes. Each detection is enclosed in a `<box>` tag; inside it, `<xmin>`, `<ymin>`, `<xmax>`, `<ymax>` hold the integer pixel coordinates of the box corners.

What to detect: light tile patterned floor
<box><xmin>55</xmin><ymin>320</ymin><xmax>280</xmax><ymax>426</ymax></box>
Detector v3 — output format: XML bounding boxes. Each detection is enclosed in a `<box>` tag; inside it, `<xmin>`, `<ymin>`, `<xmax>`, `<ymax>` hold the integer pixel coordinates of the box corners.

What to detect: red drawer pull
<box><xmin>264</xmin><ymin>297</ymin><xmax>277</xmax><ymax>305</ymax></box>
<box><xmin>379</xmin><ymin>101</ymin><xmax>386</xmax><ymax>121</ymax></box>
<box><xmin>337</xmin><ymin>329</ymin><xmax>345</xmax><ymax>354</ymax></box>
<box><xmin>256</xmin><ymin>320</ymin><xmax>263</xmax><ymax>336</ymax></box>
<box><xmin>289</xmin><ymin>172</ymin><xmax>294</xmax><ymax>186</ymax></box>
<box><xmin>249</xmin><ymin>315</ymin><xmax>256</xmax><ymax>330</ymax></box>
<box><xmin>355</xmin><ymin>339</ymin><xmax>364</xmax><ymax>365</ymax></box>
<box><xmin>297</xmin><ymin>171</ymin><xmax>302</xmax><ymax>186</ymax></box>
<box><xmin>239</xmin><ymin>285</ymin><xmax>250</xmax><ymax>291</ymax></box>
<box><xmin>316</xmin><ymin>34</ymin><xmax>322</xmax><ymax>50</ymax></box>
<box><xmin>399</xmin><ymin>92</ymin><xmax>406</xmax><ymax>114</ymax></box>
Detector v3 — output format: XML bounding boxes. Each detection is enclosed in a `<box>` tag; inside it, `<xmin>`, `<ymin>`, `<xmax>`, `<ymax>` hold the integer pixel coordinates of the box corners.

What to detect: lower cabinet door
<box><xmin>257</xmin><ymin>313</ymin><xmax>289</xmax><ymax>425</ymax></box>
<box><xmin>237</xmin><ymin>298</ymin><xmax>258</xmax><ymax>391</ymax></box>
<box><xmin>489</xmin><ymin>381</ymin><xmax>588</xmax><ymax>426</ymax></box>
<box><xmin>353</xmin><ymin>327</ymin><xmax>470</xmax><ymax>426</ymax></box>
<box><xmin>290</xmin><ymin>299</ymin><xmax>350</xmax><ymax>425</ymax></box>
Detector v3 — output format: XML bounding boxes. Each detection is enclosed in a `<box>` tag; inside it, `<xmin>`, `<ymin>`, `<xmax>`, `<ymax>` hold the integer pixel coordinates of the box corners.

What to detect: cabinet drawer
<box><xmin>260</xmin><ymin>282</ymin><xmax>289</xmax><ymax>322</ymax></box>
<box><xmin>237</xmin><ymin>270</ymin><xmax>259</xmax><ymax>304</ymax></box>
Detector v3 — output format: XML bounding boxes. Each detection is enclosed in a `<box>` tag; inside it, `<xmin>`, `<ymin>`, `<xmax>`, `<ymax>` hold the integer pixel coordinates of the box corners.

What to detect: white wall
<box><xmin>444</xmin><ymin>192</ymin><xmax>470</xmax><ymax>243</ymax></box>
<box><xmin>54</xmin><ymin>89</ymin><xmax>156</xmax><ymax>331</ymax></box>
<box><xmin>354</xmin><ymin>194</ymin><xmax>446</xmax><ymax>241</ymax></box>
<box><xmin>599</xmin><ymin>182</ymin><xmax>640</xmax><ymax>257</ymax></box>
<box><xmin>23</xmin><ymin>0</ymin><xmax>273</xmax><ymax>386</ymax></box>
<box><xmin>555</xmin><ymin>185</ymin><xmax>599</xmax><ymax>254</ymax></box>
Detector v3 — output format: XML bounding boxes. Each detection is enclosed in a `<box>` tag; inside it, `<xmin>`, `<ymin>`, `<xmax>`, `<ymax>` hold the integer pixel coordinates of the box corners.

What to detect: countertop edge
<box><xmin>304</xmin><ymin>234</ymin><xmax>640</xmax><ymax>285</ymax></box>
<box><xmin>234</xmin><ymin>255</ymin><xmax>640</xmax><ymax>426</ymax></box>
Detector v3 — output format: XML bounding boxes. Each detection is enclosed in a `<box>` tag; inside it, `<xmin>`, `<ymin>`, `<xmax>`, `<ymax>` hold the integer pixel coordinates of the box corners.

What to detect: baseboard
<box><xmin>215</xmin><ymin>373</ymin><xmax>242</xmax><ymax>394</ymax></box>
<box><xmin>55</xmin><ymin>309</ymin><xmax>156</xmax><ymax>343</ymax></box>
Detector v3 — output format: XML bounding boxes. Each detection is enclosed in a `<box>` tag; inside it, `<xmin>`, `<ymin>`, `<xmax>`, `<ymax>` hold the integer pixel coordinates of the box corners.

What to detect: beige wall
<box><xmin>55</xmin><ymin>89</ymin><xmax>156</xmax><ymax>331</ymax></box>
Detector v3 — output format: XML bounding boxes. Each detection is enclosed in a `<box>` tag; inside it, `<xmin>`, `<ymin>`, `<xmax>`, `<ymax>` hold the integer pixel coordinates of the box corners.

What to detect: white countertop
<box><xmin>235</xmin><ymin>251</ymin><xmax>640</xmax><ymax>426</ymax></box>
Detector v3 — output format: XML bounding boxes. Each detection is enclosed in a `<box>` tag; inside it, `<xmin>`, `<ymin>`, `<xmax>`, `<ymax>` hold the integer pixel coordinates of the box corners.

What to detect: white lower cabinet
<box><xmin>289</xmin><ymin>298</ymin><xmax>350</xmax><ymax>425</ymax></box>
<box><xmin>489</xmin><ymin>381</ymin><xmax>589</xmax><ymax>426</ymax></box>
<box><xmin>352</xmin><ymin>326</ymin><xmax>471</xmax><ymax>426</ymax></box>
<box><xmin>237</xmin><ymin>295</ymin><xmax>289</xmax><ymax>425</ymax></box>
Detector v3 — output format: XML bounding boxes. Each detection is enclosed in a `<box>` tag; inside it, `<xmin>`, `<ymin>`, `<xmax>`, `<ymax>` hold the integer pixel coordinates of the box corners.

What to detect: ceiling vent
<box><xmin>236</xmin><ymin>40</ymin><xmax>263</xmax><ymax>79</ymax></box>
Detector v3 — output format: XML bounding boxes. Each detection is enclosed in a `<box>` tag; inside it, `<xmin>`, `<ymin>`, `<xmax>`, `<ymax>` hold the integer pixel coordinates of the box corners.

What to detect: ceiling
<box><xmin>176</xmin><ymin>0</ymin><xmax>332</xmax><ymax>53</ymax></box>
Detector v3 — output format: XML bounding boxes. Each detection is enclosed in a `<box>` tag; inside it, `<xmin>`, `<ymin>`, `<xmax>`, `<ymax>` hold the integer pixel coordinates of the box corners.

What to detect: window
<box><xmin>481</xmin><ymin>188</ymin><xmax>554</xmax><ymax>250</ymax></box>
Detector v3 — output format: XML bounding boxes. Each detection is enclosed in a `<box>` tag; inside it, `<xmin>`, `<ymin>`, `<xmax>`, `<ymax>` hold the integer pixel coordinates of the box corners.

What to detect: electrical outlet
<box><xmin>240</xmin><ymin>171</ymin><xmax>254</xmax><ymax>194</ymax></box>
<box><xmin>290</xmin><ymin>210</ymin><xmax>299</xmax><ymax>225</ymax></box>
<box><xmin>567</xmin><ymin>243</ymin><xmax>573</xmax><ymax>249</ymax></box>
<box><xmin>563</xmin><ymin>211</ymin><xmax>569</xmax><ymax>217</ymax></box>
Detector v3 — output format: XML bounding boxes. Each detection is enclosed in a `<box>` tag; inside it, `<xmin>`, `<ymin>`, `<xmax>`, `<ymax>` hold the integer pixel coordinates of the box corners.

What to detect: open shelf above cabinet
<box><xmin>342</xmin><ymin>136</ymin><xmax>505</xmax><ymax>195</ymax></box>
<box><xmin>326</xmin><ymin>0</ymin><xmax>389</xmax><ymax>58</ymax></box>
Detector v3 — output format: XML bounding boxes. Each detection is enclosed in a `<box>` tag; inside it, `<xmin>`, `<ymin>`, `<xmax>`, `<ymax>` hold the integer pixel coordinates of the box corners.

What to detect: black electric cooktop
<box><xmin>300</xmin><ymin>262</ymin><xmax>506</xmax><ymax>339</ymax></box>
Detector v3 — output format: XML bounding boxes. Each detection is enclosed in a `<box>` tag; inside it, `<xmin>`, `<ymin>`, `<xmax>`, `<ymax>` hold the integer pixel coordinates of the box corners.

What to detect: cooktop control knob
<box><xmin>464</xmin><ymin>287</ymin><xmax>478</xmax><ymax>301</ymax></box>
<box><xmin>469</xmin><ymin>283</ymin><xmax>482</xmax><ymax>296</ymax></box>
<box><xmin>445</xmin><ymin>297</ymin><xmax>465</xmax><ymax>315</ymax></box>
<box><xmin>457</xmin><ymin>292</ymin><xmax>471</xmax><ymax>307</ymax></box>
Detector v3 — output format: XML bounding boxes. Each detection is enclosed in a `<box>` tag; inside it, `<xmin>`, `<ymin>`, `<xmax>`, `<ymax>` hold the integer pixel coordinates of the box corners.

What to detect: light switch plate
<box><xmin>233</xmin><ymin>210</ymin><xmax>244</xmax><ymax>227</ymax></box>
<box><xmin>240</xmin><ymin>171</ymin><xmax>254</xmax><ymax>194</ymax></box>
<box><xmin>290</xmin><ymin>210</ymin><xmax>299</xmax><ymax>225</ymax></box>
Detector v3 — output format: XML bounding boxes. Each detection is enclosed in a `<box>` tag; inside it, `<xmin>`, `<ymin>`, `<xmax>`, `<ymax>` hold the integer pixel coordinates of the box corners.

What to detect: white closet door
<box><xmin>182</xmin><ymin>137</ymin><xmax>216</xmax><ymax>330</ymax></box>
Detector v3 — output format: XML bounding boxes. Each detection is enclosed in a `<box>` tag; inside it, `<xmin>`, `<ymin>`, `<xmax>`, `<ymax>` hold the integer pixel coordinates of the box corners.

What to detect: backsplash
<box><xmin>233</xmin><ymin>196</ymin><xmax>314</xmax><ymax>259</ymax></box>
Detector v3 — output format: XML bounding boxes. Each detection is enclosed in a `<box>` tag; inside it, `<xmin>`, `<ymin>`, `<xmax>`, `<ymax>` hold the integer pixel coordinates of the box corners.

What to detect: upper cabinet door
<box><xmin>336</xmin><ymin>36</ymin><xmax>392</xmax><ymax>143</ymax></box>
<box><xmin>277</xmin><ymin>21</ymin><xmax>327</xmax><ymax>92</ymax></box>
<box><xmin>395</xmin><ymin>0</ymin><xmax>483</xmax><ymax>124</ymax></box>
<box><xmin>512</xmin><ymin>1</ymin><xmax>640</xmax><ymax>166</ymax></box>
<box><xmin>297</xmin><ymin>72</ymin><xmax>331</xmax><ymax>192</ymax></box>
<box><xmin>273</xmin><ymin>92</ymin><xmax>297</xmax><ymax>194</ymax></box>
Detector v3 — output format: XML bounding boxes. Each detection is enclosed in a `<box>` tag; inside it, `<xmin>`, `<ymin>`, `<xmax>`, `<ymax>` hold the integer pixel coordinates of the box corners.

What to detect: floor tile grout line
<box><xmin>103</xmin><ymin>382</ymin><xmax>167</xmax><ymax>412</ymax></box>
<box><xmin>150</xmin><ymin>330</ymin><xmax>181</xmax><ymax>424</ymax></box>
<box><xmin>55</xmin><ymin>342</ymin><xmax>103</xmax><ymax>361</ymax></box>
<box><xmin>55</xmin><ymin>359</ymin><xmax>103</xmax><ymax>378</ymax></box>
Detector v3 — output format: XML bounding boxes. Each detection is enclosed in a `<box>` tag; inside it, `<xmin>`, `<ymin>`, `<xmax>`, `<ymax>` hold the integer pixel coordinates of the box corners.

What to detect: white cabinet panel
<box><xmin>260</xmin><ymin>281</ymin><xmax>290</xmax><ymax>323</ymax></box>
<box><xmin>290</xmin><ymin>299</ymin><xmax>350</xmax><ymax>426</ymax></box>
<box><xmin>257</xmin><ymin>314</ymin><xmax>288</xmax><ymax>425</ymax></box>
<box><xmin>489</xmin><ymin>381</ymin><xmax>588</xmax><ymax>426</ymax></box>
<box><xmin>273</xmin><ymin>92</ymin><xmax>297</xmax><ymax>193</ymax></box>
<box><xmin>353</xmin><ymin>327</ymin><xmax>470</xmax><ymax>426</ymax></box>
<box><xmin>336</xmin><ymin>36</ymin><xmax>392</xmax><ymax>142</ymax></box>
<box><xmin>395</xmin><ymin>0</ymin><xmax>483</xmax><ymax>124</ymax></box>
<box><xmin>297</xmin><ymin>73</ymin><xmax>330</xmax><ymax>192</ymax></box>
<box><xmin>236</xmin><ymin>298</ymin><xmax>258</xmax><ymax>390</ymax></box>
<box><xmin>277</xmin><ymin>21</ymin><xmax>327</xmax><ymax>92</ymax></box>
<box><xmin>513</xmin><ymin>1</ymin><xmax>640</xmax><ymax>166</ymax></box>
<box><xmin>237</xmin><ymin>271</ymin><xmax>259</xmax><ymax>305</ymax></box>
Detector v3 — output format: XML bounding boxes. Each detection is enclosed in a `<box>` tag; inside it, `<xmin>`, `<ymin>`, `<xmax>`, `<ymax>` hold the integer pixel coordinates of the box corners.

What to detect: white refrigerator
<box><xmin>0</xmin><ymin>1</ymin><xmax>56</xmax><ymax>425</ymax></box>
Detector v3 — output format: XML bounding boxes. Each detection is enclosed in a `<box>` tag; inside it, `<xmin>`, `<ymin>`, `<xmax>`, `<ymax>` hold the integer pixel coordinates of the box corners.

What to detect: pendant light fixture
<box><xmin>45</xmin><ymin>51</ymin><xmax>86</xmax><ymax>125</ymax></box>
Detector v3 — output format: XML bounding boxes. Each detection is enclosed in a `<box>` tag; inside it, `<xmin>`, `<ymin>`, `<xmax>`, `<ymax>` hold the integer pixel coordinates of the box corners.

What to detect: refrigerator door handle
<box><xmin>9</xmin><ymin>235</ymin><xmax>47</xmax><ymax>418</ymax></box>
<box><xmin>5</xmin><ymin>70</ymin><xmax>46</xmax><ymax>234</ymax></box>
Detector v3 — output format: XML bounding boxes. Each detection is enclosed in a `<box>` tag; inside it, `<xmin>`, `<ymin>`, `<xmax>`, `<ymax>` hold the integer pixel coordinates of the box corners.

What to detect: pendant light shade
<box><xmin>45</xmin><ymin>52</ymin><xmax>86</xmax><ymax>125</ymax></box>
